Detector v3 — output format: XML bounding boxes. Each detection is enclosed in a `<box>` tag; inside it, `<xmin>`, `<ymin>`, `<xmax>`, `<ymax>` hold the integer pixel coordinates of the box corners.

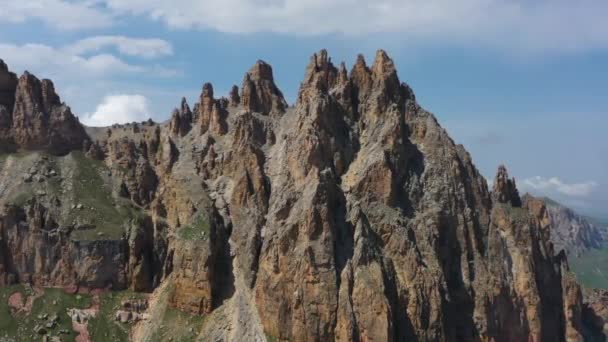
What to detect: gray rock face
<box><xmin>526</xmin><ymin>195</ymin><xmax>607</xmax><ymax>257</ymax></box>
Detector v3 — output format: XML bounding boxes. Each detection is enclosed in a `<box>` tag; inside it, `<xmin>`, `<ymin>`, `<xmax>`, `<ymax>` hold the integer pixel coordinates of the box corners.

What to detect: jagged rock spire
<box><xmin>296</xmin><ymin>50</ymin><xmax>357</xmax><ymax>116</ymax></box>
<box><xmin>371</xmin><ymin>50</ymin><xmax>397</xmax><ymax>82</ymax></box>
<box><xmin>240</xmin><ymin>60</ymin><xmax>286</xmax><ymax>115</ymax></box>
<box><xmin>169</xmin><ymin>97</ymin><xmax>193</xmax><ymax>136</ymax></box>
<box><xmin>198</xmin><ymin>83</ymin><xmax>215</xmax><ymax>132</ymax></box>
<box><xmin>337</xmin><ymin>62</ymin><xmax>348</xmax><ymax>85</ymax></box>
<box><xmin>229</xmin><ymin>85</ymin><xmax>240</xmax><ymax>107</ymax></box>
<box><xmin>493</xmin><ymin>165</ymin><xmax>522</xmax><ymax>207</ymax></box>
<box><xmin>196</xmin><ymin>83</ymin><xmax>227</xmax><ymax>136</ymax></box>
<box><xmin>298</xmin><ymin>49</ymin><xmax>338</xmax><ymax>102</ymax></box>
<box><xmin>368</xmin><ymin>50</ymin><xmax>403</xmax><ymax>114</ymax></box>
<box><xmin>350</xmin><ymin>54</ymin><xmax>372</xmax><ymax>98</ymax></box>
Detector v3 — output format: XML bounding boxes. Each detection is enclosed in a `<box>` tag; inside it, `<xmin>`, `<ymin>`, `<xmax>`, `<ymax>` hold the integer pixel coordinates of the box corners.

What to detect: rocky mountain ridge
<box><xmin>0</xmin><ymin>51</ymin><xmax>606</xmax><ymax>341</ymax></box>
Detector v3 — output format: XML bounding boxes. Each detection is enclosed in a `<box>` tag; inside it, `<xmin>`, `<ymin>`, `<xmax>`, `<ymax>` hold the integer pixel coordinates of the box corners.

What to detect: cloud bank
<box><xmin>2</xmin><ymin>1</ymin><xmax>608</xmax><ymax>54</ymax></box>
<box><xmin>521</xmin><ymin>176</ymin><xmax>598</xmax><ymax>197</ymax></box>
<box><xmin>0</xmin><ymin>36</ymin><xmax>174</xmax><ymax>78</ymax></box>
<box><xmin>0</xmin><ymin>0</ymin><xmax>112</xmax><ymax>30</ymax></box>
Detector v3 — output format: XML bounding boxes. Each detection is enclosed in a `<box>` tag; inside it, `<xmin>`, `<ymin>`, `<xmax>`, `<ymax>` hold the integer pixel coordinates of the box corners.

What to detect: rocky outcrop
<box><xmin>0</xmin><ymin>200</ymin><xmax>128</xmax><ymax>288</ymax></box>
<box><xmin>167</xmin><ymin>207</ymin><xmax>231</xmax><ymax>315</ymax></box>
<box><xmin>195</xmin><ymin>83</ymin><xmax>228</xmax><ymax>135</ymax></box>
<box><xmin>493</xmin><ymin>164</ymin><xmax>522</xmax><ymax>207</ymax></box>
<box><xmin>240</xmin><ymin>60</ymin><xmax>287</xmax><ymax>115</ymax></box>
<box><xmin>0</xmin><ymin>60</ymin><xmax>17</xmax><ymax>150</ymax></box>
<box><xmin>108</xmin><ymin>137</ymin><xmax>158</xmax><ymax>207</ymax></box>
<box><xmin>169</xmin><ymin>98</ymin><xmax>193</xmax><ymax>137</ymax></box>
<box><xmin>582</xmin><ymin>289</ymin><xmax>608</xmax><ymax>339</ymax></box>
<box><xmin>0</xmin><ymin>60</ymin><xmax>17</xmax><ymax>142</ymax></box>
<box><xmin>0</xmin><ymin>61</ymin><xmax>88</xmax><ymax>154</ymax></box>
<box><xmin>229</xmin><ymin>85</ymin><xmax>240</xmax><ymax>107</ymax></box>
<box><xmin>11</xmin><ymin>72</ymin><xmax>88</xmax><ymax>154</ymax></box>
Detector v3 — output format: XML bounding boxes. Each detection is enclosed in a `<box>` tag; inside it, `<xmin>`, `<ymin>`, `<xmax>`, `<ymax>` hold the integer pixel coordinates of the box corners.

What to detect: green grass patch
<box><xmin>0</xmin><ymin>151</ymin><xmax>30</xmax><ymax>161</ymax></box>
<box><xmin>570</xmin><ymin>246</ymin><xmax>608</xmax><ymax>289</ymax></box>
<box><xmin>0</xmin><ymin>286</ymin><xmax>92</xmax><ymax>341</ymax></box>
<box><xmin>266</xmin><ymin>334</ymin><xmax>279</xmax><ymax>342</ymax></box>
<box><xmin>0</xmin><ymin>285</ymin><xmax>23</xmax><ymax>337</ymax></box>
<box><xmin>177</xmin><ymin>212</ymin><xmax>210</xmax><ymax>241</ymax></box>
<box><xmin>0</xmin><ymin>287</ymin><xmax>150</xmax><ymax>342</ymax></box>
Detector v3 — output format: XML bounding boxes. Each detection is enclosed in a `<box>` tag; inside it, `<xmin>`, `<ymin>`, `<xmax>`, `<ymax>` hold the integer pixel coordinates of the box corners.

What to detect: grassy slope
<box><xmin>67</xmin><ymin>151</ymin><xmax>140</xmax><ymax>241</ymax></box>
<box><xmin>570</xmin><ymin>246</ymin><xmax>608</xmax><ymax>289</ymax></box>
<box><xmin>0</xmin><ymin>286</ymin><xmax>92</xmax><ymax>342</ymax></box>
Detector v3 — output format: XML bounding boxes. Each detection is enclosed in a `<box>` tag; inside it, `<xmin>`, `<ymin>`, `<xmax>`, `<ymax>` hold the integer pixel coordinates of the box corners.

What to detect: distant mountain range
<box><xmin>534</xmin><ymin>196</ymin><xmax>608</xmax><ymax>257</ymax></box>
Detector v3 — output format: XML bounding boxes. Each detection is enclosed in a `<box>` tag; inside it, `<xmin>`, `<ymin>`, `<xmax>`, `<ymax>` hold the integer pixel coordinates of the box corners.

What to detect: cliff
<box><xmin>0</xmin><ymin>51</ymin><xmax>604</xmax><ymax>341</ymax></box>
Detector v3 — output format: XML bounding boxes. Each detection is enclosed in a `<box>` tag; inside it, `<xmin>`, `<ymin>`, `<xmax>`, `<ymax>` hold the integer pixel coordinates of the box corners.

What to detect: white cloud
<box><xmin>66</xmin><ymin>36</ymin><xmax>174</xmax><ymax>59</ymax></box>
<box><xmin>101</xmin><ymin>0</ymin><xmax>608</xmax><ymax>54</ymax></box>
<box><xmin>82</xmin><ymin>94</ymin><xmax>152</xmax><ymax>127</ymax></box>
<box><xmin>0</xmin><ymin>43</ymin><xmax>143</xmax><ymax>77</ymax></box>
<box><xmin>522</xmin><ymin>176</ymin><xmax>598</xmax><ymax>197</ymax></box>
<box><xmin>0</xmin><ymin>0</ymin><xmax>112</xmax><ymax>30</ymax></box>
<box><xmin>0</xmin><ymin>36</ymin><xmax>174</xmax><ymax>79</ymax></box>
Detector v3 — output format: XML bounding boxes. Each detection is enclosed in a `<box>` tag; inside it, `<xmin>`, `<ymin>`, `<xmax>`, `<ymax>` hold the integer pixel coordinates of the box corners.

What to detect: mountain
<box><xmin>0</xmin><ymin>51</ymin><xmax>605</xmax><ymax>341</ymax></box>
<box><xmin>523</xmin><ymin>195</ymin><xmax>608</xmax><ymax>257</ymax></box>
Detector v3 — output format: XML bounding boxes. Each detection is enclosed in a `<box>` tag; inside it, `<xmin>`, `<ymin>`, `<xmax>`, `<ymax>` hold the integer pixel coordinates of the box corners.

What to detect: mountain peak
<box><xmin>240</xmin><ymin>60</ymin><xmax>286</xmax><ymax>115</ymax></box>
<box><xmin>248</xmin><ymin>60</ymin><xmax>274</xmax><ymax>81</ymax></box>
<box><xmin>371</xmin><ymin>49</ymin><xmax>395</xmax><ymax>76</ymax></box>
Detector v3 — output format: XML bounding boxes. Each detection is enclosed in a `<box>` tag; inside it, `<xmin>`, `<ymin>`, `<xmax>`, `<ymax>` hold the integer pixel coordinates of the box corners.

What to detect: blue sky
<box><xmin>0</xmin><ymin>0</ymin><xmax>606</xmax><ymax>218</ymax></box>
